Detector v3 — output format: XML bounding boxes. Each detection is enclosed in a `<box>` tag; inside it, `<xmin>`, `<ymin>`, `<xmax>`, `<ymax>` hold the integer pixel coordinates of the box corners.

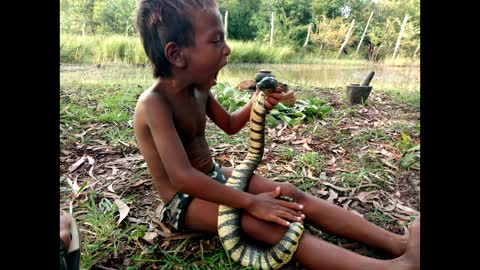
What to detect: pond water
<box><xmin>218</xmin><ymin>63</ymin><xmax>420</xmax><ymax>91</ymax></box>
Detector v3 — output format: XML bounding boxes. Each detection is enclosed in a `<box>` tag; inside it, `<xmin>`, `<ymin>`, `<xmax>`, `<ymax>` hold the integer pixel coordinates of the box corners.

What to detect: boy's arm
<box><xmin>143</xmin><ymin>94</ymin><xmax>302</xmax><ymax>226</ymax></box>
<box><xmin>206</xmin><ymin>88</ymin><xmax>283</xmax><ymax>135</ymax></box>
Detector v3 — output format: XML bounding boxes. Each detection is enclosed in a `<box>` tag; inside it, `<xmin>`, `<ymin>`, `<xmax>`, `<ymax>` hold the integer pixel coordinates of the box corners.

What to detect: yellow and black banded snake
<box><xmin>217</xmin><ymin>76</ymin><xmax>304</xmax><ymax>269</ymax></box>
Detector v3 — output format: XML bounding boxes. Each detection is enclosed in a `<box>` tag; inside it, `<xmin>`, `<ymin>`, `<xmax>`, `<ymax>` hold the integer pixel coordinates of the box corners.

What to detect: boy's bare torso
<box><xmin>134</xmin><ymin>83</ymin><xmax>214</xmax><ymax>203</ymax></box>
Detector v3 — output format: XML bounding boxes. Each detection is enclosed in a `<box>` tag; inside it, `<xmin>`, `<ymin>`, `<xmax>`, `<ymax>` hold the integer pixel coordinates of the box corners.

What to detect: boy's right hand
<box><xmin>245</xmin><ymin>186</ymin><xmax>305</xmax><ymax>227</ymax></box>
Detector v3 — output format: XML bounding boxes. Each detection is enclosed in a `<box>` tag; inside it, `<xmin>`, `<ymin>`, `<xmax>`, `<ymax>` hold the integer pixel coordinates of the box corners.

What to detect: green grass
<box><xmin>61</xmin><ymin>34</ymin><xmax>420</xmax><ymax>66</ymax></box>
<box><xmin>272</xmin><ymin>146</ymin><xmax>296</xmax><ymax>160</ymax></box>
<box><xmin>366</xmin><ymin>209</ymin><xmax>398</xmax><ymax>229</ymax></box>
<box><xmin>125</xmin><ymin>237</ymin><xmax>255</xmax><ymax>270</ymax></box>
<box><xmin>61</xmin><ymin>34</ymin><xmax>149</xmax><ymax>64</ymax></box>
<box><xmin>74</xmin><ymin>193</ymin><xmax>144</xmax><ymax>269</ymax></box>
<box><xmin>298</xmin><ymin>152</ymin><xmax>324</xmax><ymax>168</ymax></box>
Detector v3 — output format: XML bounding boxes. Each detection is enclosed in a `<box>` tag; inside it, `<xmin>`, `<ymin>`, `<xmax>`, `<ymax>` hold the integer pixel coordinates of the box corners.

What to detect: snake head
<box><xmin>256</xmin><ymin>76</ymin><xmax>278</xmax><ymax>94</ymax></box>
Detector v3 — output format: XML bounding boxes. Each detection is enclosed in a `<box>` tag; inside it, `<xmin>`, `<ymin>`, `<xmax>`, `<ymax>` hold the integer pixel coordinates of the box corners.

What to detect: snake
<box><xmin>217</xmin><ymin>76</ymin><xmax>304</xmax><ymax>269</ymax></box>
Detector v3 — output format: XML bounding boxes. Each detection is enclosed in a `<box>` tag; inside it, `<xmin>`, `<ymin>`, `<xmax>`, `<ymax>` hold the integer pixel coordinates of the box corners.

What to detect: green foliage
<box><xmin>211</xmin><ymin>82</ymin><xmax>252</xmax><ymax>112</ymax></box>
<box><xmin>299</xmin><ymin>152</ymin><xmax>323</xmax><ymax>167</ymax></box>
<box><xmin>217</xmin><ymin>0</ymin><xmax>260</xmax><ymax>40</ymax></box>
<box><xmin>60</xmin><ymin>34</ymin><xmax>149</xmax><ymax>64</ymax></box>
<box><xmin>77</xmin><ymin>193</ymin><xmax>142</xmax><ymax>269</ymax></box>
<box><xmin>211</xmin><ymin>82</ymin><xmax>331</xmax><ymax>127</ymax></box>
<box><xmin>397</xmin><ymin>132</ymin><xmax>420</xmax><ymax>170</ymax></box>
<box><xmin>60</xmin><ymin>0</ymin><xmax>420</xmax><ymax>60</ymax></box>
<box><xmin>310</xmin><ymin>15</ymin><xmax>351</xmax><ymax>52</ymax></box>
<box><xmin>93</xmin><ymin>0</ymin><xmax>137</xmax><ymax>35</ymax></box>
<box><xmin>268</xmin><ymin>99</ymin><xmax>332</xmax><ymax>126</ymax></box>
<box><xmin>61</xmin><ymin>0</ymin><xmax>136</xmax><ymax>35</ymax></box>
<box><xmin>60</xmin><ymin>0</ymin><xmax>97</xmax><ymax>34</ymax></box>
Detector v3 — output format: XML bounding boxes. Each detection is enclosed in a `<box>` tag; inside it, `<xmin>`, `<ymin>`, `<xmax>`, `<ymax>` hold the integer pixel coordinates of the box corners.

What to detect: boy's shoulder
<box><xmin>135</xmin><ymin>85</ymin><xmax>172</xmax><ymax>117</ymax></box>
<box><xmin>137</xmin><ymin>84</ymin><xmax>167</xmax><ymax>105</ymax></box>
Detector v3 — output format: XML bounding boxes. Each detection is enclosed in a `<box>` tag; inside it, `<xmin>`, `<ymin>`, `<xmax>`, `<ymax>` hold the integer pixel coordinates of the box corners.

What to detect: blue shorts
<box><xmin>159</xmin><ymin>163</ymin><xmax>227</xmax><ymax>232</ymax></box>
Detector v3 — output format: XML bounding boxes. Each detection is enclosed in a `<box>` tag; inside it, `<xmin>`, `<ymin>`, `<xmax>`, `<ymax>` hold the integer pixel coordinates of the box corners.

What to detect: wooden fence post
<box><xmin>374</xmin><ymin>44</ymin><xmax>382</xmax><ymax>61</ymax></box>
<box><xmin>224</xmin><ymin>10</ymin><xmax>228</xmax><ymax>40</ymax></box>
<box><xmin>270</xmin><ymin>12</ymin><xmax>274</xmax><ymax>46</ymax></box>
<box><xmin>338</xmin><ymin>19</ymin><xmax>355</xmax><ymax>57</ymax></box>
<box><xmin>356</xmin><ymin>11</ymin><xmax>374</xmax><ymax>54</ymax></box>
<box><xmin>413</xmin><ymin>41</ymin><xmax>420</xmax><ymax>57</ymax></box>
<box><xmin>392</xmin><ymin>14</ymin><xmax>409</xmax><ymax>59</ymax></box>
<box><xmin>303</xmin><ymin>23</ymin><xmax>312</xmax><ymax>47</ymax></box>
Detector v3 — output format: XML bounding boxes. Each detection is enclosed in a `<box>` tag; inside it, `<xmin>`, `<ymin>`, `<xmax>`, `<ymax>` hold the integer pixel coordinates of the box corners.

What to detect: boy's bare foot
<box><xmin>60</xmin><ymin>211</ymin><xmax>72</xmax><ymax>250</ymax></box>
<box><xmin>390</xmin><ymin>216</ymin><xmax>420</xmax><ymax>270</ymax></box>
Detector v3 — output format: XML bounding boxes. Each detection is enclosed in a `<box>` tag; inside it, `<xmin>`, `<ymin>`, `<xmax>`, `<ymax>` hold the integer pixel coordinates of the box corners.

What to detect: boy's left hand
<box><xmin>256</xmin><ymin>87</ymin><xmax>283</xmax><ymax>110</ymax></box>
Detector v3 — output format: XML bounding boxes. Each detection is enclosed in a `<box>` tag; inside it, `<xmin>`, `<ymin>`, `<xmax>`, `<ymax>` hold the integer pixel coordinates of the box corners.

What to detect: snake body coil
<box><xmin>217</xmin><ymin>77</ymin><xmax>304</xmax><ymax>269</ymax></box>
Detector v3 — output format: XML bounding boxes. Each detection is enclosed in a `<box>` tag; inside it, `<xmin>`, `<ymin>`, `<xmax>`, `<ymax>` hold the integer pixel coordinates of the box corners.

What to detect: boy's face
<box><xmin>184</xmin><ymin>7</ymin><xmax>230</xmax><ymax>89</ymax></box>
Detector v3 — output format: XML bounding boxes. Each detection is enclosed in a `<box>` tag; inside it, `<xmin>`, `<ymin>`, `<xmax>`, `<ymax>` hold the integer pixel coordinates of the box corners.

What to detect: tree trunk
<box><xmin>338</xmin><ymin>19</ymin><xmax>355</xmax><ymax>57</ymax></box>
<box><xmin>392</xmin><ymin>14</ymin><xmax>409</xmax><ymax>59</ymax></box>
<box><xmin>356</xmin><ymin>11</ymin><xmax>374</xmax><ymax>54</ymax></box>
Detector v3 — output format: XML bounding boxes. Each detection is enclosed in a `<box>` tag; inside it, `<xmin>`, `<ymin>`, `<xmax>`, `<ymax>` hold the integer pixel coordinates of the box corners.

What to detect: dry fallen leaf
<box><xmin>327</xmin><ymin>189</ymin><xmax>338</xmax><ymax>203</ymax></box>
<box><xmin>390</xmin><ymin>212</ymin><xmax>413</xmax><ymax>221</ymax></box>
<box><xmin>319</xmin><ymin>181</ymin><xmax>353</xmax><ymax>192</ymax></box>
<box><xmin>67</xmin><ymin>177</ymin><xmax>81</xmax><ymax>194</ymax></box>
<box><xmin>302</xmin><ymin>143</ymin><xmax>312</xmax><ymax>151</ymax></box>
<box><xmin>381</xmin><ymin>158</ymin><xmax>398</xmax><ymax>170</ymax></box>
<box><xmin>114</xmin><ymin>199</ymin><xmax>130</xmax><ymax>225</ymax></box>
<box><xmin>396</xmin><ymin>204</ymin><xmax>420</xmax><ymax>215</ymax></box>
<box><xmin>349</xmin><ymin>209</ymin><xmax>364</xmax><ymax>218</ymax></box>
<box><xmin>87</xmin><ymin>155</ymin><xmax>95</xmax><ymax>165</ymax></box>
<box><xmin>326</xmin><ymin>156</ymin><xmax>336</xmax><ymax>165</ymax></box>
<box><xmin>162</xmin><ymin>232</ymin><xmax>201</xmax><ymax>241</ymax></box>
<box><xmin>355</xmin><ymin>191</ymin><xmax>377</xmax><ymax>203</ymax></box>
<box><xmin>292</xmin><ymin>137</ymin><xmax>311</xmax><ymax>145</ymax></box>
<box><xmin>108</xmin><ymin>181</ymin><xmax>117</xmax><ymax>193</ymax></box>
<box><xmin>142</xmin><ymin>231</ymin><xmax>158</xmax><ymax>244</ymax></box>
<box><xmin>380</xmin><ymin>149</ymin><xmax>400</xmax><ymax>159</ymax></box>
<box><xmin>69</xmin><ymin>156</ymin><xmax>86</xmax><ymax>173</ymax></box>
<box><xmin>217</xmin><ymin>155</ymin><xmax>235</xmax><ymax>167</ymax></box>
<box><xmin>382</xmin><ymin>204</ymin><xmax>396</xmax><ymax>212</ymax></box>
<box><xmin>342</xmin><ymin>199</ymin><xmax>352</xmax><ymax>210</ymax></box>
<box><xmin>88</xmin><ymin>164</ymin><xmax>96</xmax><ymax>180</ymax></box>
<box><xmin>283</xmin><ymin>165</ymin><xmax>296</xmax><ymax>173</ymax></box>
<box><xmin>130</xmin><ymin>179</ymin><xmax>151</xmax><ymax>187</ymax></box>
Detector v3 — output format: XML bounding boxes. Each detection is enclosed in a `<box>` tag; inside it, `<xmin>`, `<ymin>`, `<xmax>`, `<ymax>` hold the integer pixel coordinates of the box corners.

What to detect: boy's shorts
<box><xmin>159</xmin><ymin>163</ymin><xmax>227</xmax><ymax>232</ymax></box>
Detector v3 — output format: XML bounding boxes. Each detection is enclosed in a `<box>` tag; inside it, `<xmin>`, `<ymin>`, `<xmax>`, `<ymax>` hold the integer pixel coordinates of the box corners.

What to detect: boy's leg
<box><xmin>182</xmin><ymin>196</ymin><xmax>420</xmax><ymax>270</ymax></box>
<box><xmin>221</xmin><ymin>167</ymin><xmax>410</xmax><ymax>258</ymax></box>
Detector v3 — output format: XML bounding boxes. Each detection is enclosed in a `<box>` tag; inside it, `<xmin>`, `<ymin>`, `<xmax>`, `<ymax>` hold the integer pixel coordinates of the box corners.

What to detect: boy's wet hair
<box><xmin>136</xmin><ymin>0</ymin><xmax>217</xmax><ymax>78</ymax></box>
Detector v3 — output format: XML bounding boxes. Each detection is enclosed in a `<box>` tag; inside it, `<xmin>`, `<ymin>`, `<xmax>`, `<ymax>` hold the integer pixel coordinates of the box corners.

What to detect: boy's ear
<box><xmin>164</xmin><ymin>42</ymin><xmax>187</xmax><ymax>68</ymax></box>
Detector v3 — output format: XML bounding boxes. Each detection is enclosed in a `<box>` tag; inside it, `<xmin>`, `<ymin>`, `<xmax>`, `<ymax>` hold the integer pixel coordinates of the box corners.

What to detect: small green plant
<box><xmin>268</xmin><ymin>99</ymin><xmax>332</xmax><ymax>126</ymax></box>
<box><xmin>77</xmin><ymin>193</ymin><xmax>140</xmax><ymax>269</ymax></box>
<box><xmin>366</xmin><ymin>208</ymin><xmax>397</xmax><ymax>228</ymax></box>
<box><xmin>298</xmin><ymin>152</ymin><xmax>323</xmax><ymax>167</ymax></box>
<box><xmin>211</xmin><ymin>82</ymin><xmax>252</xmax><ymax>112</ymax></box>
<box><xmin>397</xmin><ymin>132</ymin><xmax>420</xmax><ymax>170</ymax></box>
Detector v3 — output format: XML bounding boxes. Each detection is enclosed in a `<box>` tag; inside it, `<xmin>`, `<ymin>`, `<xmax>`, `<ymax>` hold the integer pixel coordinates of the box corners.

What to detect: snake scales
<box><xmin>217</xmin><ymin>77</ymin><xmax>304</xmax><ymax>269</ymax></box>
